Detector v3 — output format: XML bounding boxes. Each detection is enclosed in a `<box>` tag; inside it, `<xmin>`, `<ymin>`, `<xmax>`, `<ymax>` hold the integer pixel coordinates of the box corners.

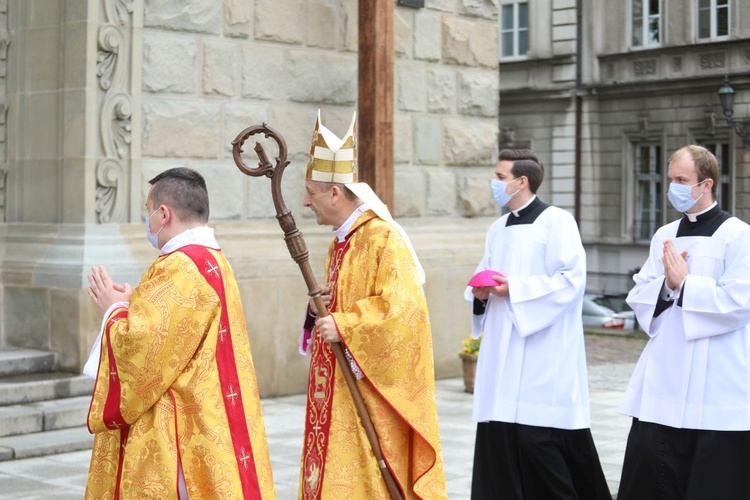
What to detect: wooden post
<box><xmin>358</xmin><ymin>0</ymin><xmax>394</xmax><ymax>208</ymax></box>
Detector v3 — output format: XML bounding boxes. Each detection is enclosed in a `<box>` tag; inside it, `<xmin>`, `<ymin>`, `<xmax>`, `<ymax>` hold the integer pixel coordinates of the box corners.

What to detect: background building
<box><xmin>499</xmin><ymin>0</ymin><xmax>750</xmax><ymax>292</ymax></box>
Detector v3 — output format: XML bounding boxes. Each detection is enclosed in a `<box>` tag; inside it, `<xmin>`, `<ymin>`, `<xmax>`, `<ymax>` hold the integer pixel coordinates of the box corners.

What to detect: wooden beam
<box><xmin>358</xmin><ymin>0</ymin><xmax>394</xmax><ymax>208</ymax></box>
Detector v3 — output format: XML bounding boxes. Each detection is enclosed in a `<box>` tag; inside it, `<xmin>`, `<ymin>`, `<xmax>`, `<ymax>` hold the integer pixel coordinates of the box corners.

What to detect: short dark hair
<box><xmin>668</xmin><ymin>145</ymin><xmax>719</xmax><ymax>196</ymax></box>
<box><xmin>498</xmin><ymin>149</ymin><xmax>545</xmax><ymax>193</ymax></box>
<box><xmin>148</xmin><ymin>167</ymin><xmax>210</xmax><ymax>223</ymax></box>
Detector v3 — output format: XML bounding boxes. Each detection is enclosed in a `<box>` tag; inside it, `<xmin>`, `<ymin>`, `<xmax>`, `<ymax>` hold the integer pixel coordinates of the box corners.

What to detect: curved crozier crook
<box><xmin>231</xmin><ymin>122</ymin><xmax>291</xmax><ymax>216</ymax></box>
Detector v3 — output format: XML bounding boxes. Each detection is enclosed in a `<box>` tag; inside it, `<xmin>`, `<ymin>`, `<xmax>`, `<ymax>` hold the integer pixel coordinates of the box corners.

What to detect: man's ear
<box><xmin>330</xmin><ymin>185</ymin><xmax>343</xmax><ymax>203</ymax></box>
<box><xmin>160</xmin><ymin>204</ymin><xmax>173</xmax><ymax>225</ymax></box>
<box><xmin>703</xmin><ymin>178</ymin><xmax>714</xmax><ymax>195</ymax></box>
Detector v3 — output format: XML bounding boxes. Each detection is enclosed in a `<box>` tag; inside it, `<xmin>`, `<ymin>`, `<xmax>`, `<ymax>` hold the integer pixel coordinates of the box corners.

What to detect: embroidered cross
<box><xmin>313</xmin><ymin>423</ymin><xmax>322</xmax><ymax>432</ymax></box>
<box><xmin>111</xmin><ymin>421</ymin><xmax>121</xmax><ymax>429</ymax></box>
<box><xmin>110</xmin><ymin>369</ymin><xmax>118</xmax><ymax>380</ymax></box>
<box><xmin>219</xmin><ymin>324</ymin><xmax>228</xmax><ymax>343</ymax></box>
<box><xmin>240</xmin><ymin>448</ymin><xmax>251</xmax><ymax>469</ymax></box>
<box><xmin>226</xmin><ymin>385</ymin><xmax>238</xmax><ymax>406</ymax></box>
<box><xmin>206</xmin><ymin>261</ymin><xmax>220</xmax><ymax>278</ymax></box>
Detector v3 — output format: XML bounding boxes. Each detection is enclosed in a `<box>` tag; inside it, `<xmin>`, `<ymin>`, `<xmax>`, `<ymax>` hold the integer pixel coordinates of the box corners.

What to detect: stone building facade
<box><xmin>0</xmin><ymin>0</ymin><xmax>501</xmax><ymax>396</ymax></box>
<box><xmin>499</xmin><ymin>0</ymin><xmax>750</xmax><ymax>291</ymax></box>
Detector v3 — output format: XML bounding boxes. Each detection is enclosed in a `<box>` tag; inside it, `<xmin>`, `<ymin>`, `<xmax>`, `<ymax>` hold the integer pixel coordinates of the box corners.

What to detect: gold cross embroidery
<box><xmin>226</xmin><ymin>385</ymin><xmax>238</xmax><ymax>406</ymax></box>
<box><xmin>219</xmin><ymin>324</ymin><xmax>228</xmax><ymax>343</ymax></box>
<box><xmin>110</xmin><ymin>369</ymin><xmax>118</xmax><ymax>380</ymax></box>
<box><xmin>206</xmin><ymin>261</ymin><xmax>220</xmax><ymax>277</ymax></box>
<box><xmin>240</xmin><ymin>448</ymin><xmax>251</xmax><ymax>469</ymax></box>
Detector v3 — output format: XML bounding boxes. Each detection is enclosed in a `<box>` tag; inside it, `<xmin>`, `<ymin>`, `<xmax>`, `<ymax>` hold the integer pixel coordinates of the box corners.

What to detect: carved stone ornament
<box><xmin>672</xmin><ymin>56</ymin><xmax>682</xmax><ymax>72</ymax></box>
<box><xmin>0</xmin><ymin>29</ymin><xmax>8</xmax><ymax>61</ymax></box>
<box><xmin>0</xmin><ymin>94</ymin><xmax>7</xmax><ymax>125</ymax></box>
<box><xmin>634</xmin><ymin>59</ymin><xmax>656</xmax><ymax>77</ymax></box>
<box><xmin>101</xmin><ymin>92</ymin><xmax>132</xmax><ymax>159</ymax></box>
<box><xmin>704</xmin><ymin>110</ymin><xmax>716</xmax><ymax>136</ymax></box>
<box><xmin>500</xmin><ymin>127</ymin><xmax>516</xmax><ymax>148</ymax></box>
<box><xmin>96</xmin><ymin>0</ymin><xmax>134</xmax><ymax>224</ymax></box>
<box><xmin>637</xmin><ymin>115</ymin><xmax>649</xmax><ymax>139</ymax></box>
<box><xmin>95</xmin><ymin>158</ymin><xmax>126</xmax><ymax>224</ymax></box>
<box><xmin>105</xmin><ymin>0</ymin><xmax>134</xmax><ymax>25</ymax></box>
<box><xmin>97</xmin><ymin>24</ymin><xmax>124</xmax><ymax>91</ymax></box>
<box><xmin>700</xmin><ymin>52</ymin><xmax>725</xmax><ymax>70</ymax></box>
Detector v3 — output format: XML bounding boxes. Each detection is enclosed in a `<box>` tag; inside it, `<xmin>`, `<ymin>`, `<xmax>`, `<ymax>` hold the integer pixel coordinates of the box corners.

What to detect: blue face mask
<box><xmin>145</xmin><ymin>208</ymin><xmax>164</xmax><ymax>249</ymax></box>
<box><xmin>491</xmin><ymin>178</ymin><xmax>520</xmax><ymax>208</ymax></box>
<box><xmin>667</xmin><ymin>180</ymin><xmax>705</xmax><ymax>213</ymax></box>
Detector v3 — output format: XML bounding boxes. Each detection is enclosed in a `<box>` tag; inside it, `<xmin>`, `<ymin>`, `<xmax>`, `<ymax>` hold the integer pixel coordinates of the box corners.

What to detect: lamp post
<box><xmin>718</xmin><ymin>75</ymin><xmax>750</xmax><ymax>152</ymax></box>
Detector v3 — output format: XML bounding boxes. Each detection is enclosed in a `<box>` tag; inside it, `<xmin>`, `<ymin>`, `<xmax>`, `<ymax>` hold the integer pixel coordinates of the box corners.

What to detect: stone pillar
<box><xmin>0</xmin><ymin>0</ymin><xmax>143</xmax><ymax>370</ymax></box>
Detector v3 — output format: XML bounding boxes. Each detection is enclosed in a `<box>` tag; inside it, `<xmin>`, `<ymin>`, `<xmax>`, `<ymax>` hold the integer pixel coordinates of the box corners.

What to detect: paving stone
<box><xmin>0</xmin><ymin>363</ymin><xmax>636</xmax><ymax>498</ymax></box>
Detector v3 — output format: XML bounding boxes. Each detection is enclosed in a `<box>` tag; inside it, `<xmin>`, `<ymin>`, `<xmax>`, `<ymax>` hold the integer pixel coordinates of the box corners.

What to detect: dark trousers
<box><xmin>471</xmin><ymin>421</ymin><xmax>611</xmax><ymax>500</ymax></box>
<box><xmin>618</xmin><ymin>418</ymin><xmax>750</xmax><ymax>500</ymax></box>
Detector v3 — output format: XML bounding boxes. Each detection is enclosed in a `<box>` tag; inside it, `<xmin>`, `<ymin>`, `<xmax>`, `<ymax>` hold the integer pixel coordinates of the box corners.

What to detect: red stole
<box><xmin>300</xmin><ymin>229</ymin><xmax>359</xmax><ymax>499</ymax></box>
<box><xmin>180</xmin><ymin>245</ymin><xmax>262</xmax><ymax>500</ymax></box>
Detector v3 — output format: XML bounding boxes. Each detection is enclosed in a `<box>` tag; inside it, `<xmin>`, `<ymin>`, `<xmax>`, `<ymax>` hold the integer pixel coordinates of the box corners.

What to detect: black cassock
<box><xmin>471</xmin><ymin>421</ymin><xmax>611</xmax><ymax>500</ymax></box>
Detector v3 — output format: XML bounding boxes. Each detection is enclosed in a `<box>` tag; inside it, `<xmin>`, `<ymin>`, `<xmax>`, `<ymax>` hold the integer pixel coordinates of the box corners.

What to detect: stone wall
<box><xmin>139</xmin><ymin>0</ymin><xmax>499</xmax><ymax>221</ymax></box>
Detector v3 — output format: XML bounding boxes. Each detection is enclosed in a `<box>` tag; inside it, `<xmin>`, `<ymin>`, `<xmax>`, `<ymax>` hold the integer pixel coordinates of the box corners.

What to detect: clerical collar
<box><xmin>334</xmin><ymin>203</ymin><xmax>369</xmax><ymax>242</ymax></box>
<box><xmin>510</xmin><ymin>195</ymin><xmax>536</xmax><ymax>217</ymax></box>
<box><xmin>684</xmin><ymin>202</ymin><xmax>717</xmax><ymax>222</ymax></box>
<box><xmin>161</xmin><ymin>226</ymin><xmax>220</xmax><ymax>255</ymax></box>
<box><xmin>676</xmin><ymin>202</ymin><xmax>731</xmax><ymax>238</ymax></box>
<box><xmin>506</xmin><ymin>196</ymin><xmax>549</xmax><ymax>227</ymax></box>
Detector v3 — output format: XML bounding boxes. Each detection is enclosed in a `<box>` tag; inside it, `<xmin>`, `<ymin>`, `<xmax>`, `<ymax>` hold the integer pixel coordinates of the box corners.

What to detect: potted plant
<box><xmin>459</xmin><ymin>334</ymin><xmax>481</xmax><ymax>393</ymax></box>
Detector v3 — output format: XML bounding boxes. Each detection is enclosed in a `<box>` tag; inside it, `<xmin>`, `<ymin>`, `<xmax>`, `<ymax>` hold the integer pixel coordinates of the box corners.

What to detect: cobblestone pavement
<box><xmin>585</xmin><ymin>331</ymin><xmax>648</xmax><ymax>366</ymax></box>
<box><xmin>0</xmin><ymin>332</ymin><xmax>647</xmax><ymax>498</ymax></box>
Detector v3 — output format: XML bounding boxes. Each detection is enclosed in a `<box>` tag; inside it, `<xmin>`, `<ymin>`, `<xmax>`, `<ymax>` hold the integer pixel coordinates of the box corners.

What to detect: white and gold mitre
<box><xmin>306</xmin><ymin>110</ymin><xmax>358</xmax><ymax>183</ymax></box>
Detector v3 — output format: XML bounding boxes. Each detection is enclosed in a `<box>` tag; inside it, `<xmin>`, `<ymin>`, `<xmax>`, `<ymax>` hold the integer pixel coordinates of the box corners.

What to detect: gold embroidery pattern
<box><xmin>86</xmin><ymin>250</ymin><xmax>275</xmax><ymax>499</ymax></box>
<box><xmin>298</xmin><ymin>212</ymin><xmax>447</xmax><ymax>499</ymax></box>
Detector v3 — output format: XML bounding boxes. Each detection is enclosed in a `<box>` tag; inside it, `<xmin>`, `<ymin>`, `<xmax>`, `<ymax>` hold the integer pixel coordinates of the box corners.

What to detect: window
<box><xmin>701</xmin><ymin>141</ymin><xmax>731</xmax><ymax>210</ymax></box>
<box><xmin>501</xmin><ymin>1</ymin><xmax>528</xmax><ymax>60</ymax></box>
<box><xmin>634</xmin><ymin>145</ymin><xmax>663</xmax><ymax>241</ymax></box>
<box><xmin>698</xmin><ymin>0</ymin><xmax>729</xmax><ymax>40</ymax></box>
<box><xmin>632</xmin><ymin>0</ymin><xmax>661</xmax><ymax>47</ymax></box>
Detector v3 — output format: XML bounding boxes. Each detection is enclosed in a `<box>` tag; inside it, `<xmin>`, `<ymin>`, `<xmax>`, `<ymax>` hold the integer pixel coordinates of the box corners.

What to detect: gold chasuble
<box><xmin>300</xmin><ymin>211</ymin><xmax>447</xmax><ymax>499</ymax></box>
<box><xmin>86</xmin><ymin>245</ymin><xmax>274</xmax><ymax>499</ymax></box>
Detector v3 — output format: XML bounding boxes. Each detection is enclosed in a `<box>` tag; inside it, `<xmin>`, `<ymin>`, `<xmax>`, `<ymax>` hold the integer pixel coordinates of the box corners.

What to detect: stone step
<box><xmin>0</xmin><ymin>396</ymin><xmax>91</xmax><ymax>438</ymax></box>
<box><xmin>0</xmin><ymin>426</ymin><xmax>94</xmax><ymax>461</ymax></box>
<box><xmin>0</xmin><ymin>372</ymin><xmax>94</xmax><ymax>406</ymax></box>
<box><xmin>0</xmin><ymin>347</ymin><xmax>55</xmax><ymax>377</ymax></box>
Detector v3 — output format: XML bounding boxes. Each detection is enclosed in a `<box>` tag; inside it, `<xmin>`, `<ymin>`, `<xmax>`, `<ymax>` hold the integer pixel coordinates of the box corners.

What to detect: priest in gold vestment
<box><xmin>298</xmin><ymin>111</ymin><xmax>447</xmax><ymax>499</ymax></box>
<box><xmin>83</xmin><ymin>168</ymin><xmax>275</xmax><ymax>499</ymax></box>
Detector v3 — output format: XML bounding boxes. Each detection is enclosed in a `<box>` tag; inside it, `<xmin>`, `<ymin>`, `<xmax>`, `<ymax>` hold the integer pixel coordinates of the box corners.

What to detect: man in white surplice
<box><xmin>617</xmin><ymin>145</ymin><xmax>750</xmax><ymax>500</ymax></box>
<box><xmin>466</xmin><ymin>149</ymin><xmax>609</xmax><ymax>500</ymax></box>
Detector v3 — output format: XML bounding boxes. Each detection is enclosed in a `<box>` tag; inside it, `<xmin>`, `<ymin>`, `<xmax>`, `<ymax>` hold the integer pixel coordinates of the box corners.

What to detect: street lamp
<box><xmin>718</xmin><ymin>75</ymin><xmax>750</xmax><ymax>151</ymax></box>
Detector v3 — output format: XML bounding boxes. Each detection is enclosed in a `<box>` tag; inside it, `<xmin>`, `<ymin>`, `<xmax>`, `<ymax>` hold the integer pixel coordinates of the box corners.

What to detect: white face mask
<box><xmin>145</xmin><ymin>207</ymin><xmax>164</xmax><ymax>249</ymax></box>
<box><xmin>667</xmin><ymin>180</ymin><xmax>706</xmax><ymax>213</ymax></box>
<box><xmin>491</xmin><ymin>178</ymin><xmax>520</xmax><ymax>208</ymax></box>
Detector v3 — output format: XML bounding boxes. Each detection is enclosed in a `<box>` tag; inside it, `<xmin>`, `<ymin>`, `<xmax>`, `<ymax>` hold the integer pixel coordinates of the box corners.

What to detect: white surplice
<box><xmin>465</xmin><ymin>204</ymin><xmax>591</xmax><ymax>430</ymax></box>
<box><xmin>621</xmin><ymin>215</ymin><xmax>750</xmax><ymax>431</ymax></box>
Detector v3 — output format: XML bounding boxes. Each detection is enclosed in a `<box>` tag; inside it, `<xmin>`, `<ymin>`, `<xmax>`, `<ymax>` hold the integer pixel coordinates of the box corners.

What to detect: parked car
<box><xmin>582</xmin><ymin>293</ymin><xmax>639</xmax><ymax>330</ymax></box>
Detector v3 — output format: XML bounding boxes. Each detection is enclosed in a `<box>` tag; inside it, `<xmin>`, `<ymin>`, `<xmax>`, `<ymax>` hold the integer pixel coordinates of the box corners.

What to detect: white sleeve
<box><xmin>82</xmin><ymin>302</ymin><xmax>129</xmax><ymax>380</ymax></box>
<box><xmin>506</xmin><ymin>211</ymin><xmax>586</xmax><ymax>337</ymax></box>
<box><xmin>626</xmin><ymin>232</ymin><xmax>668</xmax><ymax>337</ymax></box>
<box><xmin>681</xmin><ymin>228</ymin><xmax>750</xmax><ymax>340</ymax></box>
